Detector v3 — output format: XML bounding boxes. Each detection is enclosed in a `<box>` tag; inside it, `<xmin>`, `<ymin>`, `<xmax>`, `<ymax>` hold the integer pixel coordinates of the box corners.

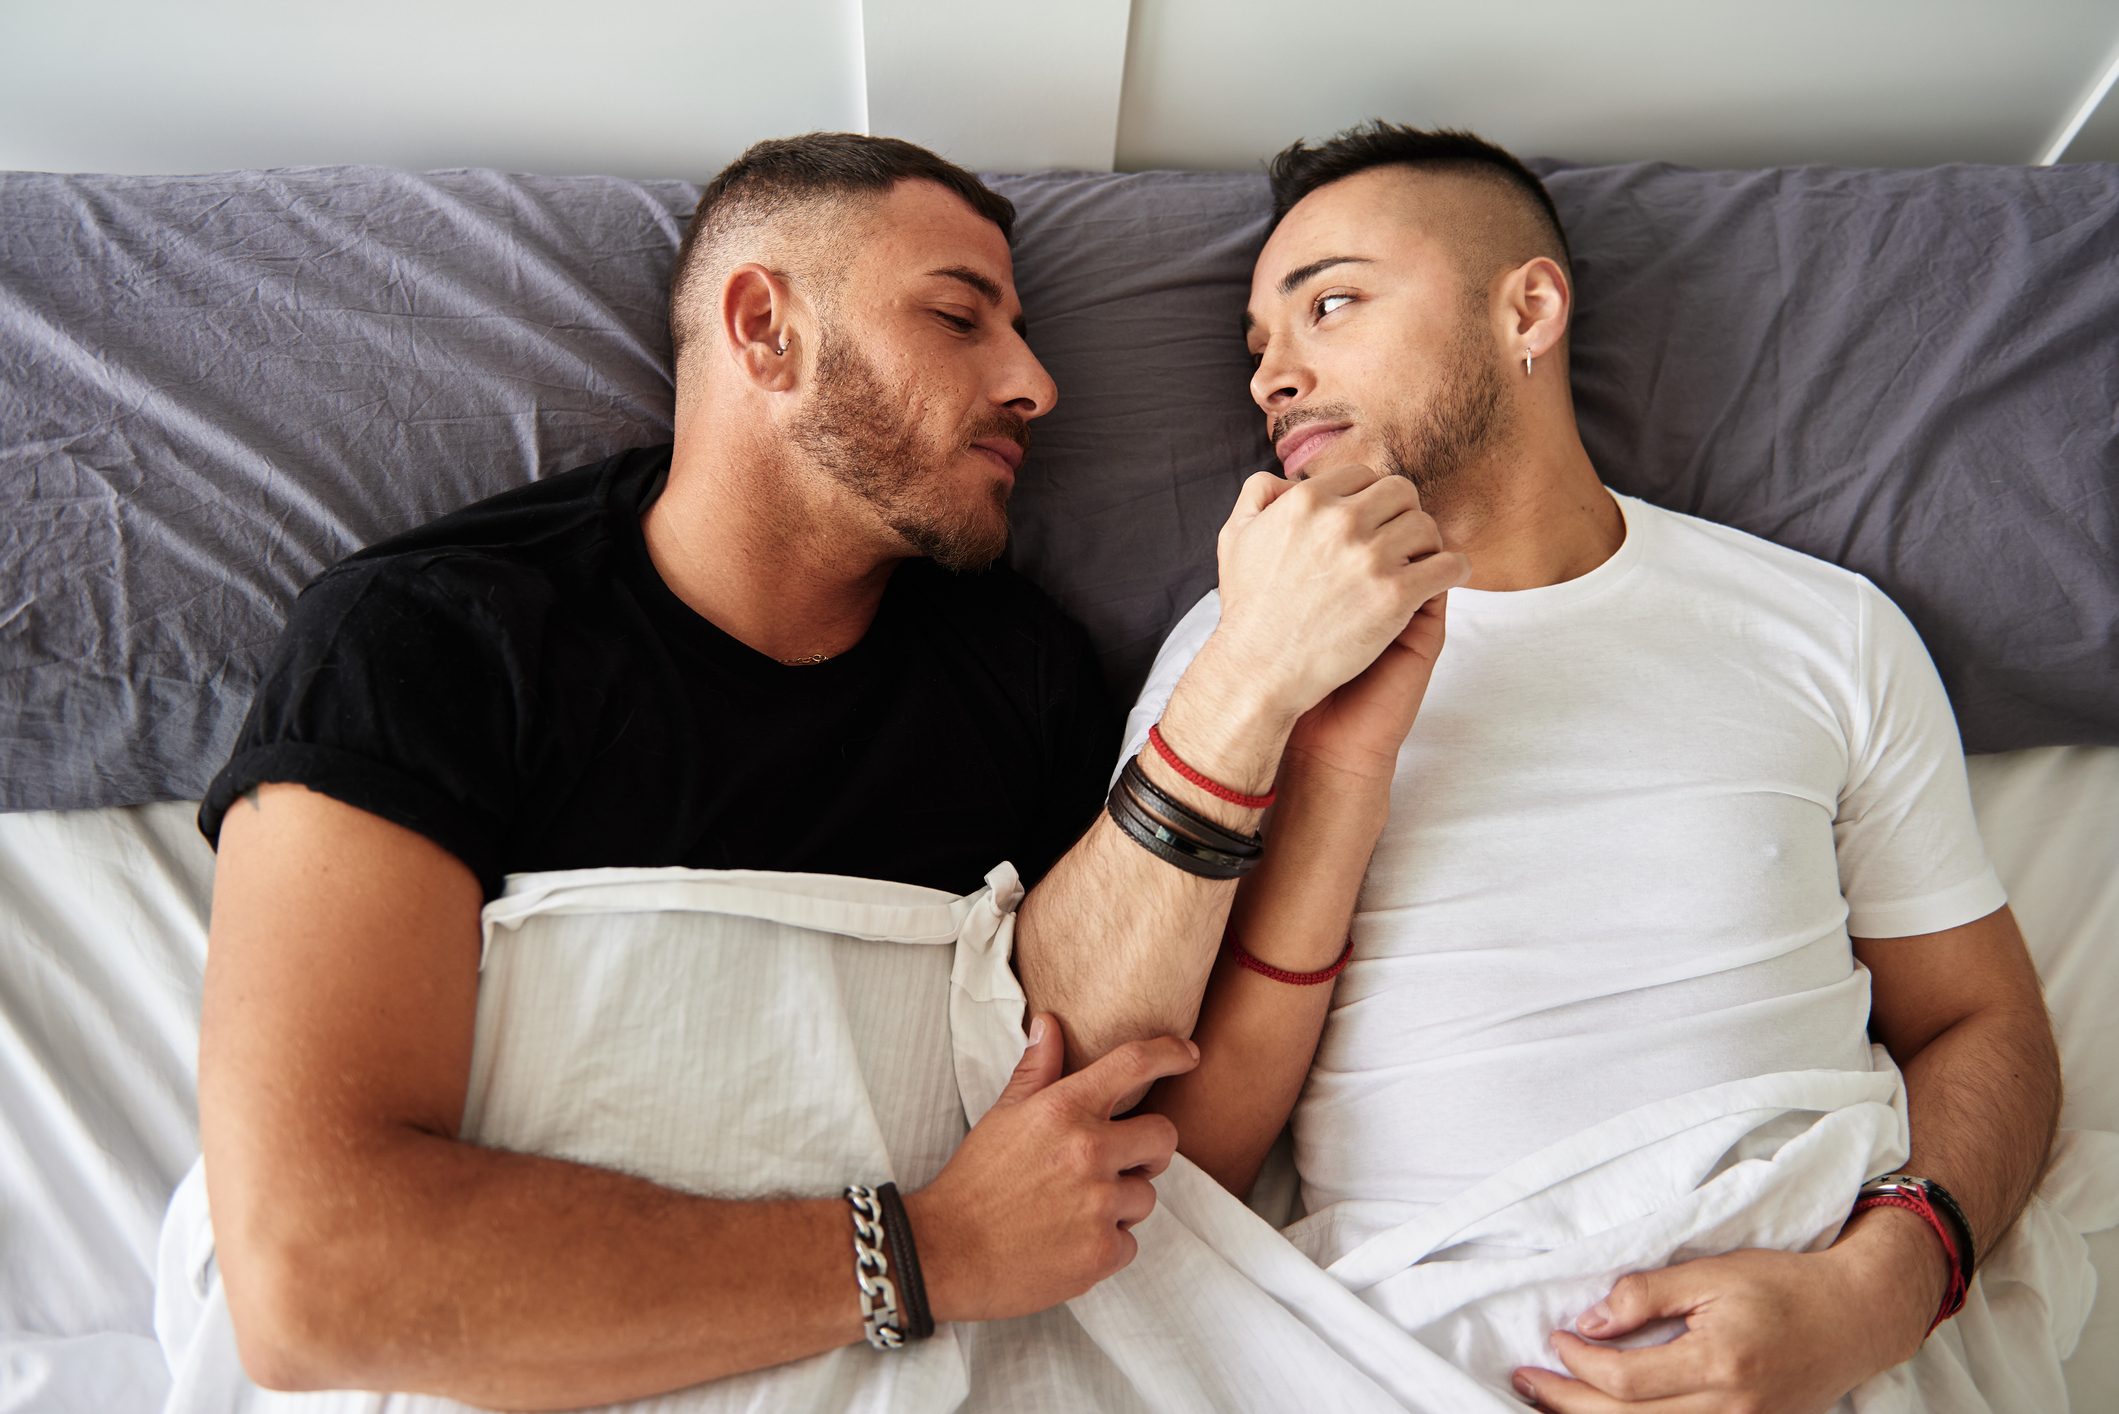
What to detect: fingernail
<box><xmin>1185</xmin><ymin>1038</ymin><xmax>1201</xmax><ymax>1060</ymax></box>
<box><xmin>1028</xmin><ymin>1015</ymin><xmax>1048</xmax><ymax>1046</ymax></box>
<box><xmin>1579</xmin><ymin>1300</ymin><xmax>1612</xmax><ymax>1333</ymax></box>
<box><xmin>1512</xmin><ymin>1372</ymin><xmax>1538</xmax><ymax>1402</ymax></box>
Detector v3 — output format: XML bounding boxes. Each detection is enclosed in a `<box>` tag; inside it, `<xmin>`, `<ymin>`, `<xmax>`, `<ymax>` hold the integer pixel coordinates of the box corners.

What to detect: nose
<box><xmin>997</xmin><ymin>331</ymin><xmax>1059</xmax><ymax>421</ymax></box>
<box><xmin>1248</xmin><ymin>339</ymin><xmax>1311</xmax><ymax>413</ymax></box>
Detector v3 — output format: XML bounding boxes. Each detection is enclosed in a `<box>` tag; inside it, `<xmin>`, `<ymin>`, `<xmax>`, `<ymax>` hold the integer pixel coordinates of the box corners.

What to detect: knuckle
<box><xmin>1112</xmin><ymin>1038</ymin><xmax>1156</xmax><ymax>1074</ymax></box>
<box><xmin>1061</xmin><ymin>1128</ymin><xmax>1103</xmax><ymax>1172</ymax></box>
<box><xmin>1105</xmin><ymin>1228</ymin><xmax>1138</xmax><ymax>1273</ymax></box>
<box><xmin>1705</xmin><ymin>1348</ymin><xmax>1746</xmax><ymax>1387</ymax></box>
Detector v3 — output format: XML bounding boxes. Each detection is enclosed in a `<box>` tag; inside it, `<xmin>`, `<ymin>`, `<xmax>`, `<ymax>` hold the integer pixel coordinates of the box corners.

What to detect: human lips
<box><xmin>1275</xmin><ymin>422</ymin><xmax>1350</xmax><ymax>478</ymax></box>
<box><xmin>971</xmin><ymin>438</ymin><xmax>1024</xmax><ymax>476</ymax></box>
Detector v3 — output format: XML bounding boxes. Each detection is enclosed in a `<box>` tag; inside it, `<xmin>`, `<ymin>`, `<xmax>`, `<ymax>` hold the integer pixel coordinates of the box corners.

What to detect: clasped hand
<box><xmin>1212</xmin><ymin>463</ymin><xmax>1467</xmax><ymax>780</ymax></box>
<box><xmin>1512</xmin><ymin>1243</ymin><xmax>1934</xmax><ymax>1414</ymax></box>
<box><xmin>903</xmin><ymin>1014</ymin><xmax>1196</xmax><ymax>1325</ymax></box>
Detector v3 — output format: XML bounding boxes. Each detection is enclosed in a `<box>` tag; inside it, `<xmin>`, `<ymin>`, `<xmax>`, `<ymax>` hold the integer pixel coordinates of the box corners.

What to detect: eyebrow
<box><xmin>928</xmin><ymin>265</ymin><xmax>1028</xmax><ymax>337</ymax></box>
<box><xmin>1242</xmin><ymin>255</ymin><xmax>1375</xmax><ymax>335</ymax></box>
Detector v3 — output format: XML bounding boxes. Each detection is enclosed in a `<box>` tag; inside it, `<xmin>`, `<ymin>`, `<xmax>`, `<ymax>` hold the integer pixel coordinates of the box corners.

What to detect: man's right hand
<box><xmin>904</xmin><ymin>1014</ymin><xmax>1196</xmax><ymax>1324</ymax></box>
<box><xmin>1209</xmin><ymin>462</ymin><xmax>1467</xmax><ymax>725</ymax></box>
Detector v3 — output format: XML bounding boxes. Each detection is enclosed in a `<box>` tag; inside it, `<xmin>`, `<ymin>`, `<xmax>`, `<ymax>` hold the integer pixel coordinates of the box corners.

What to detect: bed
<box><xmin>2</xmin><ymin>160</ymin><xmax>2114</xmax><ymax>1411</ymax></box>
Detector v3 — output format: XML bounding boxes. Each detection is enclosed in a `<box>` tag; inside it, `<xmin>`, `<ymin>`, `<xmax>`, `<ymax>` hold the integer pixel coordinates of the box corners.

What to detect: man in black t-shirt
<box><xmin>197</xmin><ymin>133</ymin><xmax>1463</xmax><ymax>1404</ymax></box>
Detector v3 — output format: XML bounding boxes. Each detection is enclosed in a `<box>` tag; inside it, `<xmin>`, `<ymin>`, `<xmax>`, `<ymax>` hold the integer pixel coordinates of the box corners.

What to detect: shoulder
<box><xmin>295</xmin><ymin>445</ymin><xmax>667</xmax><ymax>646</ymax></box>
<box><xmin>1625</xmin><ymin>495</ymin><xmax>1878</xmax><ymax>634</ymax></box>
<box><xmin>341</xmin><ymin>444</ymin><xmax>662</xmax><ymax>572</ymax></box>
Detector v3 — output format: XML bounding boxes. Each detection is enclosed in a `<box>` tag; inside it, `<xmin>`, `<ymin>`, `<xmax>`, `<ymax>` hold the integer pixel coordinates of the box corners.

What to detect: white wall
<box><xmin>2</xmin><ymin>0</ymin><xmax>2114</xmax><ymax>176</ymax></box>
<box><xmin>1116</xmin><ymin>0</ymin><xmax>2119</xmax><ymax>170</ymax></box>
<box><xmin>0</xmin><ymin>0</ymin><xmax>866</xmax><ymax>178</ymax></box>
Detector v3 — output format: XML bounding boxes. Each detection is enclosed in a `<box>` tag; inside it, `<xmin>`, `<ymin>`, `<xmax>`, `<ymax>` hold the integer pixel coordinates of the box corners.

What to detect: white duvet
<box><xmin>152</xmin><ymin>860</ymin><xmax>2119</xmax><ymax>1413</ymax></box>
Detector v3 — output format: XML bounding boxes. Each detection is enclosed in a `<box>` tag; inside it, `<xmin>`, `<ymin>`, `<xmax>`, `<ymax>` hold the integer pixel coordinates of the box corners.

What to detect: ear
<box><xmin>721</xmin><ymin>262</ymin><xmax>800</xmax><ymax>392</ymax></box>
<box><xmin>1504</xmin><ymin>256</ymin><xmax>1572</xmax><ymax>366</ymax></box>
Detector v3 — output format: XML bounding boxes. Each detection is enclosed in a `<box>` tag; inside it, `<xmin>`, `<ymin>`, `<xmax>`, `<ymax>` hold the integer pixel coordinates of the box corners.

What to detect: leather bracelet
<box><xmin>1854</xmin><ymin>1172</ymin><xmax>1977</xmax><ymax>1333</ymax></box>
<box><xmin>1106</xmin><ymin>778</ymin><xmax>1257</xmax><ymax>879</ymax></box>
<box><xmin>874</xmin><ymin>1182</ymin><xmax>934</xmax><ymax>1342</ymax></box>
<box><xmin>1859</xmin><ymin>1172</ymin><xmax>1977</xmax><ymax>1278</ymax></box>
<box><xmin>1120</xmin><ymin>757</ymin><xmax>1265</xmax><ymax>858</ymax></box>
<box><xmin>1921</xmin><ymin>1178</ymin><xmax>1977</xmax><ymax>1278</ymax></box>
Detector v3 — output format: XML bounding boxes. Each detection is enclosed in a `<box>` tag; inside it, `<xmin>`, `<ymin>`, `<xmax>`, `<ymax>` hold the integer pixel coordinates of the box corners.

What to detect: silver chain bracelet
<box><xmin>843</xmin><ymin>1184</ymin><xmax>905</xmax><ymax>1351</ymax></box>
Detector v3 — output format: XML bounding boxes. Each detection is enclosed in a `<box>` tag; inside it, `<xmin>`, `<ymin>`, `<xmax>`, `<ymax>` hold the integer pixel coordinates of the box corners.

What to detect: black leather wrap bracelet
<box><xmin>1105</xmin><ymin>758</ymin><xmax>1265</xmax><ymax>880</ymax></box>
<box><xmin>875</xmin><ymin>1182</ymin><xmax>934</xmax><ymax>1342</ymax></box>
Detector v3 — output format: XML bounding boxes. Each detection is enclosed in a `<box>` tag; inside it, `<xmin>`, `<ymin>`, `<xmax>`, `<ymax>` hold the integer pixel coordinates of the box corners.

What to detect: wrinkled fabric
<box><xmin>153</xmin><ymin>863</ymin><xmax>2114</xmax><ymax>1412</ymax></box>
<box><xmin>3</xmin><ymin>164</ymin><xmax>2117</xmax><ymax>809</ymax></box>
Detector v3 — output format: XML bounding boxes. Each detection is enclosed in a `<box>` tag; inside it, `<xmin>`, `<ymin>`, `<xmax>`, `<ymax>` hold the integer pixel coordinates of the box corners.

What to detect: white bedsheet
<box><xmin>0</xmin><ymin>800</ymin><xmax>210</xmax><ymax>1414</ymax></box>
<box><xmin>153</xmin><ymin>859</ymin><xmax>2115</xmax><ymax>1412</ymax></box>
<box><xmin>3</xmin><ymin>745</ymin><xmax>2117</xmax><ymax>1411</ymax></box>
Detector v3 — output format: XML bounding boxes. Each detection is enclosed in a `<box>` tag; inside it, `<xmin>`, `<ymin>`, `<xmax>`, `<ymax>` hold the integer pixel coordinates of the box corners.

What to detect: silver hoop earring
<box><xmin>1524</xmin><ymin>350</ymin><xmax>1534</xmax><ymax>376</ymax></box>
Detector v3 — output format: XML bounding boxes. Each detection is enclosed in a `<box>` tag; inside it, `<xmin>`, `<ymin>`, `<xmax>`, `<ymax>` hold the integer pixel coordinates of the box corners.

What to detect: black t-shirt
<box><xmin>199</xmin><ymin>446</ymin><xmax>1116</xmax><ymax>900</ymax></box>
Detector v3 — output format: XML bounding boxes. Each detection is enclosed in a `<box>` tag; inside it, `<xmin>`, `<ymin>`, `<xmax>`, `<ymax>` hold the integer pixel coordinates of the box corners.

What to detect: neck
<box><xmin>1427</xmin><ymin>418</ymin><xmax>1622</xmax><ymax>592</ymax></box>
<box><xmin>644</xmin><ymin>405</ymin><xmax>902</xmax><ymax>664</ymax></box>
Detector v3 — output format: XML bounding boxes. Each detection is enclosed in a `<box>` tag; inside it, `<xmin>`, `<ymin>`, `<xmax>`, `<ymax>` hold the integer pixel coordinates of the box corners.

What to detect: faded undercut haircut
<box><xmin>1268</xmin><ymin>122</ymin><xmax>1572</xmax><ymax>289</ymax></box>
<box><xmin>667</xmin><ymin>132</ymin><xmax>1016</xmax><ymax>376</ymax></box>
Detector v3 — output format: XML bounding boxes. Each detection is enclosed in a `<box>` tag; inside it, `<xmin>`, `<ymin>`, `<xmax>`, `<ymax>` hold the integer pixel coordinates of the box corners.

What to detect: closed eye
<box><xmin>934</xmin><ymin>310</ymin><xmax>977</xmax><ymax>333</ymax></box>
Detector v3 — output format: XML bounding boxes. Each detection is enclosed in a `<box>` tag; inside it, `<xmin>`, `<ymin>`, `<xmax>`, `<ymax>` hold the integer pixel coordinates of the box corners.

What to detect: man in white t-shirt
<box><xmin>1130</xmin><ymin>123</ymin><xmax>2062</xmax><ymax>1413</ymax></box>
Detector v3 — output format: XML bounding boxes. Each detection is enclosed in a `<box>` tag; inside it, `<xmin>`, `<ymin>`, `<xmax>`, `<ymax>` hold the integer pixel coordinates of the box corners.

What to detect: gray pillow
<box><xmin>1</xmin><ymin>161</ymin><xmax>2114</xmax><ymax>810</ymax></box>
<box><xmin>1541</xmin><ymin>160</ymin><xmax>2119</xmax><ymax>753</ymax></box>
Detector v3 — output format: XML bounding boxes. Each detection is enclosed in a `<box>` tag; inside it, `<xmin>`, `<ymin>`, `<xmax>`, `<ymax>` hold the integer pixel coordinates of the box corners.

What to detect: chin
<box><xmin>902</xmin><ymin>500</ymin><xmax>1009</xmax><ymax>573</ymax></box>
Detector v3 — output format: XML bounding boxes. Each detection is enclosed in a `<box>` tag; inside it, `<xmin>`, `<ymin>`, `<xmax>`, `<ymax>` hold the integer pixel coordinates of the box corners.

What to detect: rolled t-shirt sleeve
<box><xmin>198</xmin><ymin>555</ymin><xmax>536</xmax><ymax>897</ymax></box>
<box><xmin>1834</xmin><ymin>580</ymin><xmax>2007</xmax><ymax>938</ymax></box>
<box><xmin>1112</xmin><ymin>590</ymin><xmax>1222</xmax><ymax>787</ymax></box>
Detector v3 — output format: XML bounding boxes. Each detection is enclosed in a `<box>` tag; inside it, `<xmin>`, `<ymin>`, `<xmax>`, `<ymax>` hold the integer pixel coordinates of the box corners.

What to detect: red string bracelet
<box><xmin>1226</xmin><ymin>936</ymin><xmax>1354</xmax><ymax>986</ymax></box>
<box><xmin>1851</xmin><ymin>1194</ymin><xmax>1969</xmax><ymax>1334</ymax></box>
<box><xmin>1147</xmin><ymin>722</ymin><xmax>1277</xmax><ymax>809</ymax></box>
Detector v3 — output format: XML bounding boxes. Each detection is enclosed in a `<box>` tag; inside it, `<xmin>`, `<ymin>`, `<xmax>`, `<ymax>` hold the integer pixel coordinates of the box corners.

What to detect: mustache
<box><xmin>967</xmin><ymin>412</ymin><xmax>1031</xmax><ymax>458</ymax></box>
<box><xmin>1267</xmin><ymin>403</ymin><xmax>1355</xmax><ymax>448</ymax></box>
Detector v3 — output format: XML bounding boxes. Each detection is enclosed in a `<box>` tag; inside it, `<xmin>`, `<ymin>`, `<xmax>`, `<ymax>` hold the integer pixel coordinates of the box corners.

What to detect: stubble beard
<box><xmin>792</xmin><ymin>328</ymin><xmax>1015</xmax><ymax>574</ymax></box>
<box><xmin>1379</xmin><ymin>304</ymin><xmax>1511</xmax><ymax>500</ymax></box>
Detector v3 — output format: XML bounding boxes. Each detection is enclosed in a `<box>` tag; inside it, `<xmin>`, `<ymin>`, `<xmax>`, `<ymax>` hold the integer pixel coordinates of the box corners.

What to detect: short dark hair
<box><xmin>669</xmin><ymin>132</ymin><xmax>1015</xmax><ymax>371</ymax></box>
<box><xmin>1267</xmin><ymin>122</ymin><xmax>1571</xmax><ymax>278</ymax></box>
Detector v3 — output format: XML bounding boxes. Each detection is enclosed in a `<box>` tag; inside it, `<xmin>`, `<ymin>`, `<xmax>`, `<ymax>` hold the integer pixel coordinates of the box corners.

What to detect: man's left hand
<box><xmin>1511</xmin><ymin>1242</ymin><xmax>1934</xmax><ymax>1413</ymax></box>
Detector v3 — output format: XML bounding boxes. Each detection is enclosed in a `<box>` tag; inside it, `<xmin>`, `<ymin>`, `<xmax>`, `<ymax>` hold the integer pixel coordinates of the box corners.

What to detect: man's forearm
<box><xmin>219</xmin><ymin>1128</ymin><xmax>865</xmax><ymax>1407</ymax></box>
<box><xmin>1832</xmin><ymin>916</ymin><xmax>2062</xmax><ymax>1361</ymax></box>
<box><xmin>1015</xmin><ymin>635</ymin><xmax>1295</xmax><ymax>1066</ymax></box>
<box><xmin>1146</xmin><ymin>755</ymin><xmax>1388</xmax><ymax>1195</ymax></box>
<box><xmin>1840</xmin><ymin>996</ymin><xmax>2062</xmax><ymax>1308</ymax></box>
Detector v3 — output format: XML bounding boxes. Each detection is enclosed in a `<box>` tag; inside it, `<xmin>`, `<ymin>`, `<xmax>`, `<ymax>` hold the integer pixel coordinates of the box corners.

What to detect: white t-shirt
<box><xmin>1120</xmin><ymin>492</ymin><xmax>2005</xmax><ymax>1249</ymax></box>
